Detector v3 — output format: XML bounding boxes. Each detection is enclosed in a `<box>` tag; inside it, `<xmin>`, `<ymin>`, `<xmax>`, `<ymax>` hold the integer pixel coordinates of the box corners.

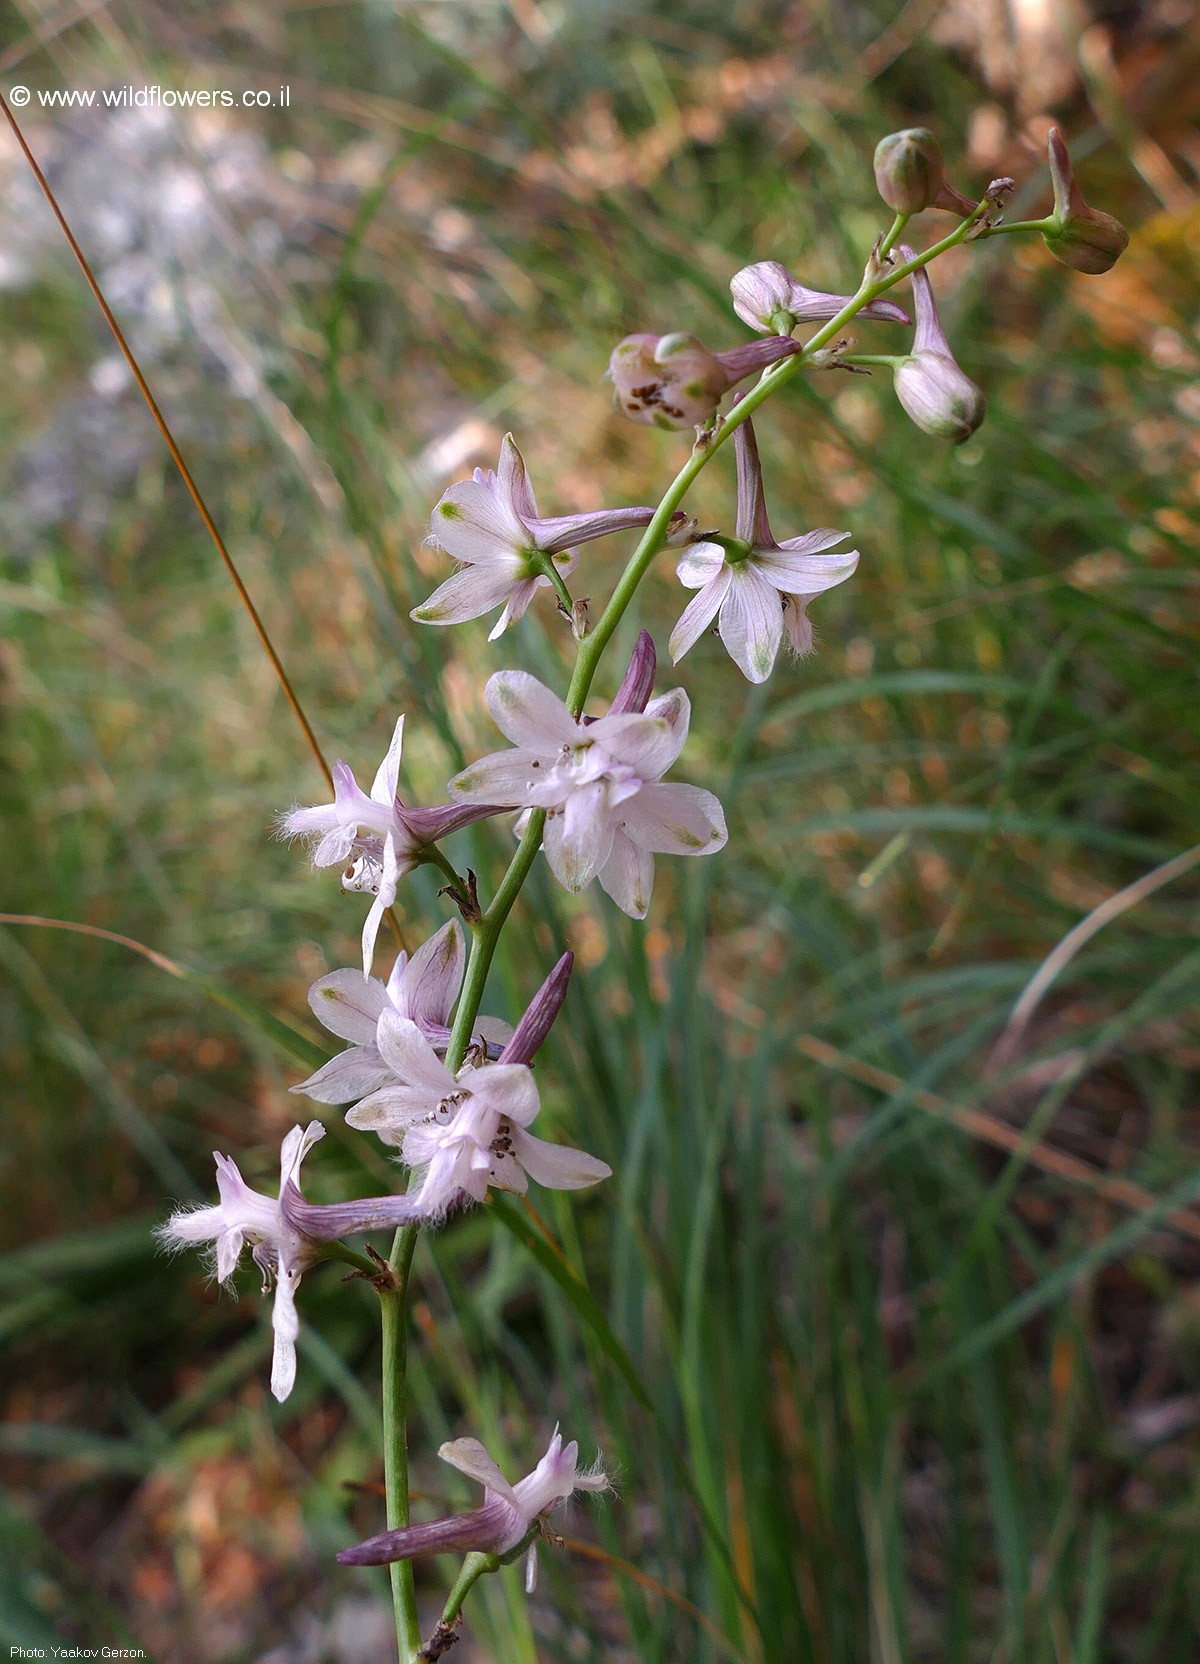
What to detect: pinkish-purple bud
<box><xmin>1043</xmin><ymin>127</ymin><xmax>1129</xmax><ymax>275</ymax></box>
<box><xmin>608</xmin><ymin>629</ymin><xmax>657</xmax><ymax>716</ymax></box>
<box><xmin>499</xmin><ymin>952</ymin><xmax>573</xmax><ymax>1066</ymax></box>
<box><xmin>873</xmin><ymin>129</ymin><xmax>945</xmax><ymax>214</ymax></box>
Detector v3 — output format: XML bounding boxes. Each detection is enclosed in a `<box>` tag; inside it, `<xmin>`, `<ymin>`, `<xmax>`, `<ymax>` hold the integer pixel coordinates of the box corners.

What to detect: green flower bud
<box><xmin>1042</xmin><ymin>127</ymin><xmax>1129</xmax><ymax>275</ymax></box>
<box><xmin>873</xmin><ymin>128</ymin><xmax>945</xmax><ymax>214</ymax></box>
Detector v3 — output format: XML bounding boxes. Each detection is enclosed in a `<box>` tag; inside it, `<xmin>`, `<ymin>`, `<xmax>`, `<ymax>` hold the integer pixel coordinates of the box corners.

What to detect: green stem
<box><xmin>529</xmin><ymin>549</ymin><xmax>575</xmax><ymax>615</ymax></box>
<box><xmin>380</xmin><ymin>1224</ymin><xmax>422</xmax><ymax>1664</ymax></box>
<box><xmin>322</xmin><ymin>1240</ymin><xmax>380</xmax><ymax>1276</ymax></box>
<box><xmin>444</xmin><ymin>812</ymin><xmax>546</xmax><ymax>1073</ymax></box>
<box><xmin>976</xmin><ymin>215</ymin><xmax>1056</xmax><ymax>239</ymax></box>
<box><xmin>877</xmin><ymin>210</ymin><xmax>909</xmax><ymax>261</ymax></box>
<box><xmin>421</xmin><ymin>844</ymin><xmax>474</xmax><ymax>913</ymax></box>
<box><xmin>440</xmin><ymin>1550</ymin><xmax>501</xmax><ymax>1628</ymax></box>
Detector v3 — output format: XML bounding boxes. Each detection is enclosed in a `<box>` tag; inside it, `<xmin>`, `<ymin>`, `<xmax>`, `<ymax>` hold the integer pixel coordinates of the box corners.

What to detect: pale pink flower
<box><xmin>730</xmin><ymin>259</ymin><xmax>910</xmax><ymax>336</ymax></box>
<box><xmin>669</xmin><ymin>416</ymin><xmax>859</xmax><ymax>683</ymax></box>
<box><xmin>344</xmin><ymin>1008</ymin><xmax>609</xmax><ymax>1214</ymax></box>
<box><xmin>290</xmin><ymin>920</ymin><xmax>512</xmax><ymax>1105</ymax></box>
<box><xmin>279</xmin><ymin>716</ymin><xmax>500</xmax><ymax>973</ymax></box>
<box><xmin>448</xmin><ymin>636</ymin><xmax>726</xmax><ymax>918</ymax></box>
<box><xmin>158</xmin><ymin>1123</ymin><xmax>412</xmax><ymax>1401</ymax></box>
<box><xmin>338</xmin><ymin>1428</ymin><xmax>607</xmax><ymax>1567</ymax></box>
<box><xmin>413</xmin><ymin>434</ymin><xmax>659</xmax><ymax>639</ymax></box>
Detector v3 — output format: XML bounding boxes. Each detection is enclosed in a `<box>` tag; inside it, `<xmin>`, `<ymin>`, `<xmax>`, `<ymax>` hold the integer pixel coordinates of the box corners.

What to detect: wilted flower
<box><xmin>160</xmin><ymin>1124</ymin><xmax>420</xmax><ymax>1402</ymax></box>
<box><xmin>279</xmin><ymin>717</ymin><xmax>501</xmax><ymax>973</ymax></box>
<box><xmin>337</xmin><ymin>1428</ymin><xmax>607</xmax><ymax>1567</ymax></box>
<box><xmin>608</xmin><ymin>330</ymin><xmax>800</xmax><ymax>430</ymax></box>
<box><xmin>447</xmin><ymin>638</ymin><xmax>727</xmax><ymax>918</ymax></box>
<box><xmin>669</xmin><ymin>415</ymin><xmax>859</xmax><ymax>683</ymax></box>
<box><xmin>1042</xmin><ymin>127</ymin><xmax>1129</xmax><ymax>275</ymax></box>
<box><xmin>413</xmin><ymin>435</ymin><xmax>661</xmax><ymax>640</ymax></box>
<box><xmin>730</xmin><ymin>260</ymin><xmax>910</xmax><ymax>336</ymax></box>
<box><xmin>291</xmin><ymin>920</ymin><xmax>512</xmax><ymax>1106</ymax></box>
<box><xmin>873</xmin><ymin>128</ymin><xmax>945</xmax><ymax>214</ymax></box>
<box><xmin>892</xmin><ymin>248</ymin><xmax>985</xmax><ymax>442</ymax></box>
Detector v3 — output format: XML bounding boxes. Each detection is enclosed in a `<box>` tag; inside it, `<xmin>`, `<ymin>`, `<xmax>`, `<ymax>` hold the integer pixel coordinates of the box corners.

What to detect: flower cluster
<box><xmin>160</xmin><ymin>119</ymin><xmax>1128</xmax><ymax>1641</ymax></box>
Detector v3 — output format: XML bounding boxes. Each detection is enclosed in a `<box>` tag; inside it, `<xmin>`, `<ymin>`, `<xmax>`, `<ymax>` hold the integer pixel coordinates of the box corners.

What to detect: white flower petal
<box><xmin>279</xmin><ymin>1121</ymin><xmax>325</xmax><ymax>1192</ymax></box>
<box><xmin>485</xmin><ymin>671</ymin><xmax>578</xmax><ymax>752</ymax></box>
<box><xmin>311</xmin><ymin>824</ymin><xmax>358</xmax><ymax>869</ymax></box>
<box><xmin>345</xmin><ymin>1083</ymin><xmax>440</xmax><ymax>1132</ymax></box>
<box><xmin>619</xmin><ymin>782</ymin><xmax>728</xmax><ymax>856</ymax></box>
<box><xmin>497</xmin><ymin>433</ymin><xmax>539</xmax><ymax>521</ymax></box>
<box><xmin>215</xmin><ymin>1224</ymin><xmax>245</xmax><ymax>1282</ymax></box>
<box><xmin>553</xmin><ymin>782</ymin><xmax>617</xmax><ymax>892</ymax></box>
<box><xmin>676</xmin><ymin>540</ymin><xmax>727</xmax><ymax>589</ymax></box>
<box><xmin>718</xmin><ymin>564</ymin><xmax>784</xmax><ymax>683</ymax></box>
<box><xmin>398</xmin><ymin>921</ymin><xmax>465</xmax><ymax>1031</ymax></box>
<box><xmin>308</xmin><ymin>969</ymin><xmax>390</xmax><ymax>1044</ymax></box>
<box><xmin>597</xmin><ymin>828</ymin><xmax>654</xmax><ymax>919</ymax></box>
<box><xmin>591</xmin><ymin>711</ymin><xmax>680</xmax><ymax>783</ymax></box>
<box><xmin>376</xmin><ymin>1012</ymin><xmax>455</xmax><ymax>1094</ymax></box>
<box><xmin>486</xmin><ymin>578</ymin><xmax>541</xmax><ymax>641</ymax></box>
<box><xmin>511</xmin><ymin>1126</ymin><xmax>612</xmax><ymax>1190</ymax></box>
<box><xmin>439</xmin><ymin>1437</ymin><xmax>522</xmax><ymax>1508</ymax></box>
<box><xmin>448</xmin><ymin>747</ymin><xmax>545</xmax><ymax>806</ymax></box>
<box><xmin>412</xmin><ymin>562</ymin><xmax>524</xmax><ymax>627</ymax></box>
<box><xmin>782</xmin><ymin>595</ymin><xmax>815</xmax><ymax>657</ymax></box>
<box><xmin>291</xmin><ymin>1049</ymin><xmax>394</xmax><ymax>1104</ymax></box>
<box><xmin>753</xmin><ymin>540</ymin><xmax>858</xmax><ymax>595</ymax></box>
<box><xmin>370</xmin><ymin>716</ymin><xmax>405</xmax><ymax>807</ymax></box>
<box><xmin>270</xmin><ymin>1267</ymin><xmax>301</xmax><ymax>1402</ymax></box>
<box><xmin>669</xmin><ymin>568</ymin><xmax>731</xmax><ymax>663</ymax></box>
<box><xmin>428</xmin><ymin>475</ymin><xmax>527</xmax><ymax>564</ymax></box>
<box><xmin>474</xmin><ymin>1063</ymin><xmax>541</xmax><ymax>1128</ymax></box>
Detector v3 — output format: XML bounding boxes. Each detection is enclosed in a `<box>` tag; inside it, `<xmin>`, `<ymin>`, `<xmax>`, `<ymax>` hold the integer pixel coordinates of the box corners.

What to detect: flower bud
<box><xmin>895</xmin><ymin>351</ymin><xmax>985</xmax><ymax>442</ymax></box>
<box><xmin>873</xmin><ymin>128</ymin><xmax>945</xmax><ymax>214</ymax></box>
<box><xmin>608</xmin><ymin>332</ymin><xmax>728</xmax><ymax>430</ymax></box>
<box><xmin>1042</xmin><ymin>127</ymin><xmax>1129</xmax><ymax>275</ymax></box>
<box><xmin>891</xmin><ymin>248</ymin><xmax>985</xmax><ymax>443</ymax></box>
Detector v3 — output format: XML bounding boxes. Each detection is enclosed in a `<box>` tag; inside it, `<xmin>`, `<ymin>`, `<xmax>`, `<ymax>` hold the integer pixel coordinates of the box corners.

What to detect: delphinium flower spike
<box><xmin>159</xmin><ymin>1124</ymin><xmax>419</xmax><ymax>1401</ymax></box>
<box><xmin>413</xmin><ymin>434</ymin><xmax>664</xmax><ymax>639</ymax></box>
<box><xmin>279</xmin><ymin>715</ymin><xmax>502</xmax><ymax>973</ymax></box>
<box><xmin>448</xmin><ymin>633</ymin><xmax>727</xmax><ymax>918</ymax></box>
<box><xmin>337</xmin><ymin>1428</ymin><xmax>607</xmax><ymax>1568</ymax></box>
<box><xmin>891</xmin><ymin>246</ymin><xmax>986</xmax><ymax>443</ymax></box>
<box><xmin>730</xmin><ymin>260</ymin><xmax>910</xmax><ymax>336</ymax></box>
<box><xmin>669</xmin><ymin>414</ymin><xmax>860</xmax><ymax>683</ymax></box>
<box><xmin>291</xmin><ymin>919</ymin><xmax>512</xmax><ymax>1106</ymax></box>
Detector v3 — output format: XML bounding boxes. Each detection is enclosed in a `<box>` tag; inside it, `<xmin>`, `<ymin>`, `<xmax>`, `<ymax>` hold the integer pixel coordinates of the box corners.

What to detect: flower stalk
<box><xmin>381</xmin><ymin>1223</ymin><xmax>422</xmax><ymax>1664</ymax></box>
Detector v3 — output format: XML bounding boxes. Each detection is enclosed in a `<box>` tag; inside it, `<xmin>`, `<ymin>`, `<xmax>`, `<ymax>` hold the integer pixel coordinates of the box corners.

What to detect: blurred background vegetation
<box><xmin>2</xmin><ymin>1</ymin><xmax>1199</xmax><ymax>1659</ymax></box>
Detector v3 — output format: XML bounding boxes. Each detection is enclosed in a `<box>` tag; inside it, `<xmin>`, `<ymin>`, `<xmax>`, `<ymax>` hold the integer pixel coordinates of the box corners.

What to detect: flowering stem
<box><xmin>440</xmin><ymin>200</ymin><xmax>1009</xmax><ymax>1078</ymax></box>
<box><xmin>380</xmin><ymin>1223</ymin><xmax>422</xmax><ymax>1664</ymax></box>
<box><xmin>444</xmin><ymin>812</ymin><xmax>546</xmax><ymax>1073</ymax></box>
